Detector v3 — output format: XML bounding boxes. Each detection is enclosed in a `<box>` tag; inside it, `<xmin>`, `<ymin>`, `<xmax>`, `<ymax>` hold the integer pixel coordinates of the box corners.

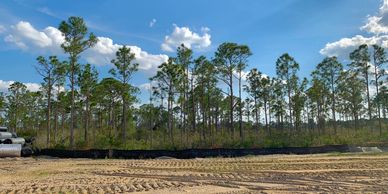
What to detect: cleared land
<box><xmin>0</xmin><ymin>153</ymin><xmax>387</xmax><ymax>193</ymax></box>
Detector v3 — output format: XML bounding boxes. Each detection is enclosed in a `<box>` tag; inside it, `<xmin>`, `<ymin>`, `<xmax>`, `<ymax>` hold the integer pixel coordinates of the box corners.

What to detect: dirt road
<box><xmin>0</xmin><ymin>153</ymin><xmax>387</xmax><ymax>193</ymax></box>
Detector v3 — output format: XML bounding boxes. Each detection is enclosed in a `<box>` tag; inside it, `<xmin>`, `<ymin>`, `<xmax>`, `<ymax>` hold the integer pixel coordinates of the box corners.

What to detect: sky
<box><xmin>0</xmin><ymin>0</ymin><xmax>386</xmax><ymax>103</ymax></box>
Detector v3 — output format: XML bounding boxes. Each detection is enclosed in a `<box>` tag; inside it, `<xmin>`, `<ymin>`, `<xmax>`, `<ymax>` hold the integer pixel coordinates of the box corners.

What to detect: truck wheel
<box><xmin>3</xmin><ymin>139</ymin><xmax>12</xmax><ymax>144</ymax></box>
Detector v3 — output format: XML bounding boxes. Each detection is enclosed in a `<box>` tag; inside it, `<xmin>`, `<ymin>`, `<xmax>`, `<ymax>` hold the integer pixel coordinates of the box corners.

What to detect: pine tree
<box><xmin>276</xmin><ymin>53</ymin><xmax>299</xmax><ymax>132</ymax></box>
<box><xmin>78</xmin><ymin>64</ymin><xmax>98</xmax><ymax>143</ymax></box>
<box><xmin>59</xmin><ymin>16</ymin><xmax>97</xmax><ymax>148</ymax></box>
<box><xmin>110</xmin><ymin>46</ymin><xmax>139</xmax><ymax>143</ymax></box>
<box><xmin>312</xmin><ymin>57</ymin><xmax>342</xmax><ymax>133</ymax></box>
<box><xmin>36</xmin><ymin>56</ymin><xmax>65</xmax><ymax>147</ymax></box>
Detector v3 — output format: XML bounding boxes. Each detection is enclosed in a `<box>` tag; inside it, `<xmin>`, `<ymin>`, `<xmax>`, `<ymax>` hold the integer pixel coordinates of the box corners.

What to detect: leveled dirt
<box><xmin>0</xmin><ymin>153</ymin><xmax>387</xmax><ymax>193</ymax></box>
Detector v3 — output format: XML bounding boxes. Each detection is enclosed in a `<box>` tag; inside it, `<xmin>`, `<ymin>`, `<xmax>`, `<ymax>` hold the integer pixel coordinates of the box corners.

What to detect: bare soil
<box><xmin>0</xmin><ymin>153</ymin><xmax>387</xmax><ymax>193</ymax></box>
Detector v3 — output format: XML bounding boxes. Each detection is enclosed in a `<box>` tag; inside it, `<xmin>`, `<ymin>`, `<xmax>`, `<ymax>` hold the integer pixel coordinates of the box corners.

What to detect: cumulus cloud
<box><xmin>161</xmin><ymin>25</ymin><xmax>211</xmax><ymax>52</ymax></box>
<box><xmin>320</xmin><ymin>0</ymin><xmax>388</xmax><ymax>59</ymax></box>
<box><xmin>361</xmin><ymin>15</ymin><xmax>388</xmax><ymax>35</ymax></box>
<box><xmin>24</xmin><ymin>82</ymin><xmax>41</xmax><ymax>92</ymax></box>
<box><xmin>129</xmin><ymin>46</ymin><xmax>168</xmax><ymax>72</ymax></box>
<box><xmin>320</xmin><ymin>35</ymin><xmax>388</xmax><ymax>57</ymax></box>
<box><xmin>0</xmin><ymin>80</ymin><xmax>40</xmax><ymax>93</ymax></box>
<box><xmin>3</xmin><ymin>21</ymin><xmax>64</xmax><ymax>53</ymax></box>
<box><xmin>85</xmin><ymin>37</ymin><xmax>168</xmax><ymax>72</ymax></box>
<box><xmin>2</xmin><ymin>21</ymin><xmax>168</xmax><ymax>74</ymax></box>
<box><xmin>361</xmin><ymin>0</ymin><xmax>388</xmax><ymax>34</ymax></box>
<box><xmin>149</xmin><ymin>19</ymin><xmax>156</xmax><ymax>27</ymax></box>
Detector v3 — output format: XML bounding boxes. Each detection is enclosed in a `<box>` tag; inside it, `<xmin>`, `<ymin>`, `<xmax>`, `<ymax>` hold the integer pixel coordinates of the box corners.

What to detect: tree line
<box><xmin>0</xmin><ymin>16</ymin><xmax>387</xmax><ymax>149</ymax></box>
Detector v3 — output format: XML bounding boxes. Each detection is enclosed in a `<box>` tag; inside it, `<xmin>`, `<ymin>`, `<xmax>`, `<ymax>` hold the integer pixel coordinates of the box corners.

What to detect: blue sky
<box><xmin>0</xmin><ymin>0</ymin><xmax>385</xmax><ymax>103</ymax></box>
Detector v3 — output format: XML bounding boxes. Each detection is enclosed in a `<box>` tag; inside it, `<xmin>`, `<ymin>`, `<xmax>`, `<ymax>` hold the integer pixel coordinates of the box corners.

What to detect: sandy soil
<box><xmin>0</xmin><ymin>153</ymin><xmax>387</xmax><ymax>193</ymax></box>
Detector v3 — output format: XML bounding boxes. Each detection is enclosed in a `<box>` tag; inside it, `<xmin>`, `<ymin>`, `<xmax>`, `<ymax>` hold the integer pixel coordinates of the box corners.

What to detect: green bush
<box><xmin>28</xmin><ymin>123</ymin><xmax>388</xmax><ymax>150</ymax></box>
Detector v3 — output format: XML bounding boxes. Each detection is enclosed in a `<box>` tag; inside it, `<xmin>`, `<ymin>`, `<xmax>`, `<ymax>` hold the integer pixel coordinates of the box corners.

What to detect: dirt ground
<box><xmin>0</xmin><ymin>153</ymin><xmax>387</xmax><ymax>193</ymax></box>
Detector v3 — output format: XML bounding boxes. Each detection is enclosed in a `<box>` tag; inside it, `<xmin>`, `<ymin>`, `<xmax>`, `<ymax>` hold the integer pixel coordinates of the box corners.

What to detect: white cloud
<box><xmin>84</xmin><ymin>36</ymin><xmax>121</xmax><ymax>65</ymax></box>
<box><xmin>129</xmin><ymin>46</ymin><xmax>169</xmax><ymax>72</ymax></box>
<box><xmin>86</xmin><ymin>37</ymin><xmax>168</xmax><ymax>73</ymax></box>
<box><xmin>139</xmin><ymin>83</ymin><xmax>151</xmax><ymax>90</ymax></box>
<box><xmin>0</xmin><ymin>80</ymin><xmax>13</xmax><ymax>92</ymax></box>
<box><xmin>361</xmin><ymin>15</ymin><xmax>388</xmax><ymax>35</ymax></box>
<box><xmin>2</xmin><ymin>21</ymin><xmax>168</xmax><ymax>74</ymax></box>
<box><xmin>320</xmin><ymin>0</ymin><xmax>388</xmax><ymax>59</ymax></box>
<box><xmin>0</xmin><ymin>80</ymin><xmax>40</xmax><ymax>93</ymax></box>
<box><xmin>232</xmin><ymin>70</ymin><xmax>249</xmax><ymax>81</ymax></box>
<box><xmin>361</xmin><ymin>0</ymin><xmax>388</xmax><ymax>34</ymax></box>
<box><xmin>139</xmin><ymin>80</ymin><xmax>159</xmax><ymax>92</ymax></box>
<box><xmin>320</xmin><ymin>35</ymin><xmax>388</xmax><ymax>58</ymax></box>
<box><xmin>161</xmin><ymin>25</ymin><xmax>211</xmax><ymax>52</ymax></box>
<box><xmin>149</xmin><ymin>19</ymin><xmax>156</xmax><ymax>27</ymax></box>
<box><xmin>24</xmin><ymin>82</ymin><xmax>41</xmax><ymax>92</ymax></box>
<box><xmin>3</xmin><ymin>21</ymin><xmax>64</xmax><ymax>53</ymax></box>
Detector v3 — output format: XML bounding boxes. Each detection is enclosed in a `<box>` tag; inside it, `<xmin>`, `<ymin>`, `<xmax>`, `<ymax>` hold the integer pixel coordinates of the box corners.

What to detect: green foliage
<box><xmin>59</xmin><ymin>16</ymin><xmax>97</xmax><ymax>56</ymax></box>
<box><xmin>36</xmin><ymin>55</ymin><xmax>66</xmax><ymax>147</ymax></box>
<box><xmin>94</xmin><ymin>134</ymin><xmax>122</xmax><ymax>149</ymax></box>
<box><xmin>3</xmin><ymin>16</ymin><xmax>388</xmax><ymax>151</ymax></box>
<box><xmin>17</xmin><ymin>129</ymin><xmax>37</xmax><ymax>139</ymax></box>
<box><xmin>59</xmin><ymin>16</ymin><xmax>97</xmax><ymax>149</ymax></box>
